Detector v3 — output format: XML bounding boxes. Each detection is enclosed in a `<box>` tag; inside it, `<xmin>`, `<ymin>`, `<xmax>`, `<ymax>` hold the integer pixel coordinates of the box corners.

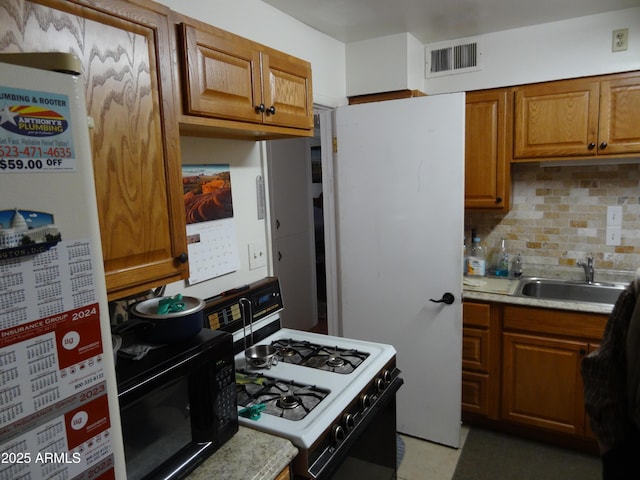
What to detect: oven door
<box><xmin>311</xmin><ymin>376</ymin><xmax>404</xmax><ymax>480</ymax></box>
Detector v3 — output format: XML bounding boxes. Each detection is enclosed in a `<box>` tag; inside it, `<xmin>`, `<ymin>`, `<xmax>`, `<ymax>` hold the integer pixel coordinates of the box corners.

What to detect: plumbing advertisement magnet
<box><xmin>0</xmin><ymin>86</ymin><xmax>77</xmax><ymax>173</ymax></box>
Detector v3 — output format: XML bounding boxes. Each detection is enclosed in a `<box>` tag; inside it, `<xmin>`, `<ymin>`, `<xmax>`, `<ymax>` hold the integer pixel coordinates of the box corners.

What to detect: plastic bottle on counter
<box><xmin>513</xmin><ymin>253</ymin><xmax>523</xmax><ymax>278</ymax></box>
<box><xmin>465</xmin><ymin>229</ymin><xmax>486</xmax><ymax>276</ymax></box>
<box><xmin>494</xmin><ymin>238</ymin><xmax>510</xmax><ymax>277</ymax></box>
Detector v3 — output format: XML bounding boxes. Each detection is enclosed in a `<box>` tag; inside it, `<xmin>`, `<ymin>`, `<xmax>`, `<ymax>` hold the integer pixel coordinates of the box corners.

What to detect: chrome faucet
<box><xmin>576</xmin><ymin>255</ymin><xmax>594</xmax><ymax>284</ymax></box>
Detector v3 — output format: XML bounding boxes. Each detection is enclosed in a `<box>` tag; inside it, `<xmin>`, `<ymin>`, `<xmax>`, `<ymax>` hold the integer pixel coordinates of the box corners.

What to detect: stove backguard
<box><xmin>202</xmin><ymin>277</ymin><xmax>283</xmax><ymax>348</ymax></box>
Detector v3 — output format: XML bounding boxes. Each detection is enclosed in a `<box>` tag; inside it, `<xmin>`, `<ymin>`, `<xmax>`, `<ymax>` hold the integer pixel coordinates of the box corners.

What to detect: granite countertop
<box><xmin>462</xmin><ymin>276</ymin><xmax>627</xmax><ymax>315</ymax></box>
<box><xmin>188</xmin><ymin>426</ymin><xmax>298</xmax><ymax>480</ymax></box>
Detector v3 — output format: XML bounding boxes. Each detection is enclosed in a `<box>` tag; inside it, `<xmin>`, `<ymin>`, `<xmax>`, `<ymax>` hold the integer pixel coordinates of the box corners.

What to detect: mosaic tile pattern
<box><xmin>465</xmin><ymin>163</ymin><xmax>640</xmax><ymax>275</ymax></box>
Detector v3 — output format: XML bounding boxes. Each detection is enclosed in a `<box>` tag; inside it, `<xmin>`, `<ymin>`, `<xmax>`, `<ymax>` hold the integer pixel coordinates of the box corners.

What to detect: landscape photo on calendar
<box><xmin>182</xmin><ymin>164</ymin><xmax>234</xmax><ymax>225</ymax></box>
<box><xmin>0</xmin><ymin>208</ymin><xmax>60</xmax><ymax>257</ymax></box>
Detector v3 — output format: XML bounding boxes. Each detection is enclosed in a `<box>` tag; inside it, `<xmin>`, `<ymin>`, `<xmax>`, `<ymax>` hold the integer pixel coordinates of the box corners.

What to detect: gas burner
<box><xmin>277</xmin><ymin>395</ymin><xmax>301</xmax><ymax>409</ymax></box>
<box><xmin>302</xmin><ymin>346</ymin><xmax>370</xmax><ymax>374</ymax></box>
<box><xmin>326</xmin><ymin>355</ymin><xmax>346</xmax><ymax>368</ymax></box>
<box><xmin>277</xmin><ymin>346</ymin><xmax>297</xmax><ymax>358</ymax></box>
<box><xmin>235</xmin><ymin>371</ymin><xmax>329</xmax><ymax>421</ymax></box>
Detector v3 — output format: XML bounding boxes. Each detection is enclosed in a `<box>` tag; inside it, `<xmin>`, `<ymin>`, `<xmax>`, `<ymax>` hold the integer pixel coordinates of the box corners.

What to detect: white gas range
<box><xmin>203</xmin><ymin>277</ymin><xmax>403</xmax><ymax>480</ymax></box>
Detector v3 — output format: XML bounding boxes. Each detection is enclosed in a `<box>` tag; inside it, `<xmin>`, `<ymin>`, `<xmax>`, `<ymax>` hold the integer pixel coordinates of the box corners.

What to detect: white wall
<box><xmin>424</xmin><ymin>7</ymin><xmax>640</xmax><ymax>94</ymax></box>
<box><xmin>156</xmin><ymin>0</ymin><xmax>347</xmax><ymax>107</ymax></box>
<box><xmin>346</xmin><ymin>33</ymin><xmax>424</xmax><ymax>96</ymax></box>
<box><xmin>163</xmin><ymin>138</ymin><xmax>271</xmax><ymax>299</ymax></box>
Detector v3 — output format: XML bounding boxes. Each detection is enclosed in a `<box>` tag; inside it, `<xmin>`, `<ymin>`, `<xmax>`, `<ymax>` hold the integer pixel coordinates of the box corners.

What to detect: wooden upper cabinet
<box><xmin>599</xmin><ymin>73</ymin><xmax>640</xmax><ymax>155</ymax></box>
<box><xmin>177</xmin><ymin>18</ymin><xmax>314</xmax><ymax>139</ymax></box>
<box><xmin>182</xmin><ymin>23</ymin><xmax>262</xmax><ymax>123</ymax></box>
<box><xmin>513</xmin><ymin>72</ymin><xmax>640</xmax><ymax>161</ymax></box>
<box><xmin>261</xmin><ymin>49</ymin><xmax>314</xmax><ymax>129</ymax></box>
<box><xmin>0</xmin><ymin>0</ymin><xmax>189</xmax><ymax>300</ymax></box>
<box><xmin>465</xmin><ymin>89</ymin><xmax>510</xmax><ymax>210</ymax></box>
<box><xmin>513</xmin><ymin>77</ymin><xmax>600</xmax><ymax>159</ymax></box>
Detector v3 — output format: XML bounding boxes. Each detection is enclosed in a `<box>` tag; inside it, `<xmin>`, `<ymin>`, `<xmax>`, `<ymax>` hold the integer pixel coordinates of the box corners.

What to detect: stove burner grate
<box><xmin>271</xmin><ymin>339</ymin><xmax>370</xmax><ymax>373</ymax></box>
<box><xmin>236</xmin><ymin>371</ymin><xmax>329</xmax><ymax>421</ymax></box>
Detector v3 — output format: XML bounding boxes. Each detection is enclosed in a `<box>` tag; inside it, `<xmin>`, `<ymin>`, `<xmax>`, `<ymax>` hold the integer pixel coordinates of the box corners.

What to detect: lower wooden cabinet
<box><xmin>501</xmin><ymin>305</ymin><xmax>607</xmax><ymax>439</ymax></box>
<box><xmin>501</xmin><ymin>332</ymin><xmax>588</xmax><ymax>435</ymax></box>
<box><xmin>275</xmin><ymin>466</ymin><xmax>291</xmax><ymax>480</ymax></box>
<box><xmin>462</xmin><ymin>300</ymin><xmax>608</xmax><ymax>446</ymax></box>
<box><xmin>462</xmin><ymin>301</ymin><xmax>500</xmax><ymax>419</ymax></box>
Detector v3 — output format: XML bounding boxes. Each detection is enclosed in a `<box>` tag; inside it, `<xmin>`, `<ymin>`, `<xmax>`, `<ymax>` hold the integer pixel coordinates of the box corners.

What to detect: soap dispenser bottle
<box><xmin>466</xmin><ymin>229</ymin><xmax>486</xmax><ymax>276</ymax></box>
<box><xmin>495</xmin><ymin>238</ymin><xmax>509</xmax><ymax>277</ymax></box>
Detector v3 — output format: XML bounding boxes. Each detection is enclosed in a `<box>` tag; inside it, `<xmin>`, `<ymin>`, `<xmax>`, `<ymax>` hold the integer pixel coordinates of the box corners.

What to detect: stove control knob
<box><xmin>360</xmin><ymin>394</ymin><xmax>372</xmax><ymax>409</ymax></box>
<box><xmin>332</xmin><ymin>424</ymin><xmax>346</xmax><ymax>444</ymax></box>
<box><xmin>382</xmin><ymin>370</ymin><xmax>392</xmax><ymax>384</ymax></box>
<box><xmin>375</xmin><ymin>377</ymin><xmax>386</xmax><ymax>393</ymax></box>
<box><xmin>342</xmin><ymin>413</ymin><xmax>355</xmax><ymax>431</ymax></box>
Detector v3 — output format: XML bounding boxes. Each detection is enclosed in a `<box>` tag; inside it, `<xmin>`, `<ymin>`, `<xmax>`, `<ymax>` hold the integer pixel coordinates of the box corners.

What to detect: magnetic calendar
<box><xmin>182</xmin><ymin>164</ymin><xmax>240</xmax><ymax>284</ymax></box>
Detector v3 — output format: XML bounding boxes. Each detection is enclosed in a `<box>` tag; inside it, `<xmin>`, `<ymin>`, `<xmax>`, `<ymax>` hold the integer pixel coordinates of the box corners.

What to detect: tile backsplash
<box><xmin>465</xmin><ymin>162</ymin><xmax>640</xmax><ymax>280</ymax></box>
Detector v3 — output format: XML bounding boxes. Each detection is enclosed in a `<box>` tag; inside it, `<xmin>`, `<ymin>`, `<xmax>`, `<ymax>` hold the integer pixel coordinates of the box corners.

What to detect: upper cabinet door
<box><xmin>465</xmin><ymin>89</ymin><xmax>509</xmax><ymax>210</ymax></box>
<box><xmin>176</xmin><ymin>17</ymin><xmax>314</xmax><ymax>139</ymax></box>
<box><xmin>598</xmin><ymin>73</ymin><xmax>640</xmax><ymax>155</ymax></box>
<box><xmin>513</xmin><ymin>78</ymin><xmax>600</xmax><ymax>159</ymax></box>
<box><xmin>181</xmin><ymin>23</ymin><xmax>263</xmax><ymax>124</ymax></box>
<box><xmin>261</xmin><ymin>49</ymin><xmax>314</xmax><ymax>129</ymax></box>
<box><xmin>0</xmin><ymin>0</ymin><xmax>189</xmax><ymax>300</ymax></box>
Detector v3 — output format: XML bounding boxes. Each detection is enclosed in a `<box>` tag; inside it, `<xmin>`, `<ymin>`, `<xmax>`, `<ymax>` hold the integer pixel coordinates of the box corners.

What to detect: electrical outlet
<box><xmin>606</xmin><ymin>226</ymin><xmax>622</xmax><ymax>246</ymax></box>
<box><xmin>612</xmin><ymin>28</ymin><xmax>628</xmax><ymax>52</ymax></box>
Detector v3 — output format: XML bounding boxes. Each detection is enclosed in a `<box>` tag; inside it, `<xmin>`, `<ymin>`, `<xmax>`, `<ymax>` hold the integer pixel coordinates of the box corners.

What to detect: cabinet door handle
<box><xmin>587</xmin><ymin>142</ymin><xmax>596</xmax><ymax>150</ymax></box>
<box><xmin>276</xmin><ymin>219</ymin><xmax>281</xmax><ymax>229</ymax></box>
<box><xmin>176</xmin><ymin>252</ymin><xmax>188</xmax><ymax>263</ymax></box>
<box><xmin>495</xmin><ymin>197</ymin><xmax>502</xmax><ymax>204</ymax></box>
<box><xmin>255</xmin><ymin>103</ymin><xmax>266</xmax><ymax>113</ymax></box>
<box><xmin>579</xmin><ymin>349</ymin><xmax>587</xmax><ymax>356</ymax></box>
<box><xmin>267</xmin><ymin>106</ymin><xmax>276</xmax><ymax>115</ymax></box>
<box><xmin>278</xmin><ymin>251</ymin><xmax>283</xmax><ymax>261</ymax></box>
<box><xmin>599</xmin><ymin>142</ymin><xmax>608</xmax><ymax>150</ymax></box>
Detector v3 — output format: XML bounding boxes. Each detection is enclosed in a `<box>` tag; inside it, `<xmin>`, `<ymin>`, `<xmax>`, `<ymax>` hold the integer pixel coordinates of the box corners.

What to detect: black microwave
<box><xmin>116</xmin><ymin>329</ymin><xmax>238</xmax><ymax>480</ymax></box>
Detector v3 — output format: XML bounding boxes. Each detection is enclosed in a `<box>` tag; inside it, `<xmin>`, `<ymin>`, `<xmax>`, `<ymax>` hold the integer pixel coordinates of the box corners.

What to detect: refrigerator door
<box><xmin>0</xmin><ymin>60</ymin><xmax>125</xmax><ymax>478</ymax></box>
<box><xmin>334</xmin><ymin>93</ymin><xmax>465</xmax><ymax>447</ymax></box>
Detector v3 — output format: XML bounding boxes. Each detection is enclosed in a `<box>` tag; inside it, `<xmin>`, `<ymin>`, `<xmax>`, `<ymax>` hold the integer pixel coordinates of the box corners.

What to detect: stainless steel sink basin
<box><xmin>514</xmin><ymin>277</ymin><xmax>626</xmax><ymax>305</ymax></box>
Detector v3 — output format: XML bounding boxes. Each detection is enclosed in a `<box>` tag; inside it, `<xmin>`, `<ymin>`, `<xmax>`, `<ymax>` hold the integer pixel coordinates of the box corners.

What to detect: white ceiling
<box><xmin>261</xmin><ymin>0</ymin><xmax>640</xmax><ymax>44</ymax></box>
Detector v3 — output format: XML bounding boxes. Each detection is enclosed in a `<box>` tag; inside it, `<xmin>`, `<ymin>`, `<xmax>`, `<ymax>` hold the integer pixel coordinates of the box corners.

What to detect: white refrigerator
<box><xmin>332</xmin><ymin>93</ymin><xmax>465</xmax><ymax>448</ymax></box>
<box><xmin>0</xmin><ymin>57</ymin><xmax>126</xmax><ymax>478</ymax></box>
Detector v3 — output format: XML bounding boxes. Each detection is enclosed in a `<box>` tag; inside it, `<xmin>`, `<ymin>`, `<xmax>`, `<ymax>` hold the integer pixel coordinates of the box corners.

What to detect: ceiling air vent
<box><xmin>425</xmin><ymin>40</ymin><xmax>481</xmax><ymax>78</ymax></box>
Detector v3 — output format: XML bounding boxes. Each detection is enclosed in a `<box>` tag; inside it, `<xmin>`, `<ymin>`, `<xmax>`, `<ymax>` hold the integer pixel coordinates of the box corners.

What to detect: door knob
<box><xmin>429</xmin><ymin>293</ymin><xmax>455</xmax><ymax>305</ymax></box>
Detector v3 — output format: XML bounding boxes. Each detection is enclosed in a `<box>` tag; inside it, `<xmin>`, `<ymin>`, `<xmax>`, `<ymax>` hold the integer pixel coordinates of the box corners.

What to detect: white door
<box><xmin>267</xmin><ymin>139</ymin><xmax>317</xmax><ymax>331</ymax></box>
<box><xmin>333</xmin><ymin>94</ymin><xmax>465</xmax><ymax>447</ymax></box>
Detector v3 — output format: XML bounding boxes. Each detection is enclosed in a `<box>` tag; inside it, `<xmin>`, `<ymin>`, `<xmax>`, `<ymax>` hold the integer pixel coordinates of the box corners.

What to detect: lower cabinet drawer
<box><xmin>462</xmin><ymin>327</ymin><xmax>489</xmax><ymax>371</ymax></box>
<box><xmin>462</xmin><ymin>371</ymin><xmax>490</xmax><ymax>416</ymax></box>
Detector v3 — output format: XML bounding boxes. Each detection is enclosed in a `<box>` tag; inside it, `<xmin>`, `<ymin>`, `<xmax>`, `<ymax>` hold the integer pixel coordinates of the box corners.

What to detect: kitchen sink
<box><xmin>514</xmin><ymin>277</ymin><xmax>626</xmax><ymax>305</ymax></box>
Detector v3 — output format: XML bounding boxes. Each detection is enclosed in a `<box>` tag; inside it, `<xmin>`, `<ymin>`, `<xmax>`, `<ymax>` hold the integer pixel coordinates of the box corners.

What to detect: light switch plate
<box><xmin>248</xmin><ymin>241</ymin><xmax>267</xmax><ymax>270</ymax></box>
<box><xmin>607</xmin><ymin>205</ymin><xmax>622</xmax><ymax>226</ymax></box>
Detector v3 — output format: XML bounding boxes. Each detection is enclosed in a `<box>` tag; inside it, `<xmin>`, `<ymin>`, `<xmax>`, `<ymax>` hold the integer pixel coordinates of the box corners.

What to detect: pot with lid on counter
<box><xmin>124</xmin><ymin>294</ymin><xmax>205</xmax><ymax>344</ymax></box>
